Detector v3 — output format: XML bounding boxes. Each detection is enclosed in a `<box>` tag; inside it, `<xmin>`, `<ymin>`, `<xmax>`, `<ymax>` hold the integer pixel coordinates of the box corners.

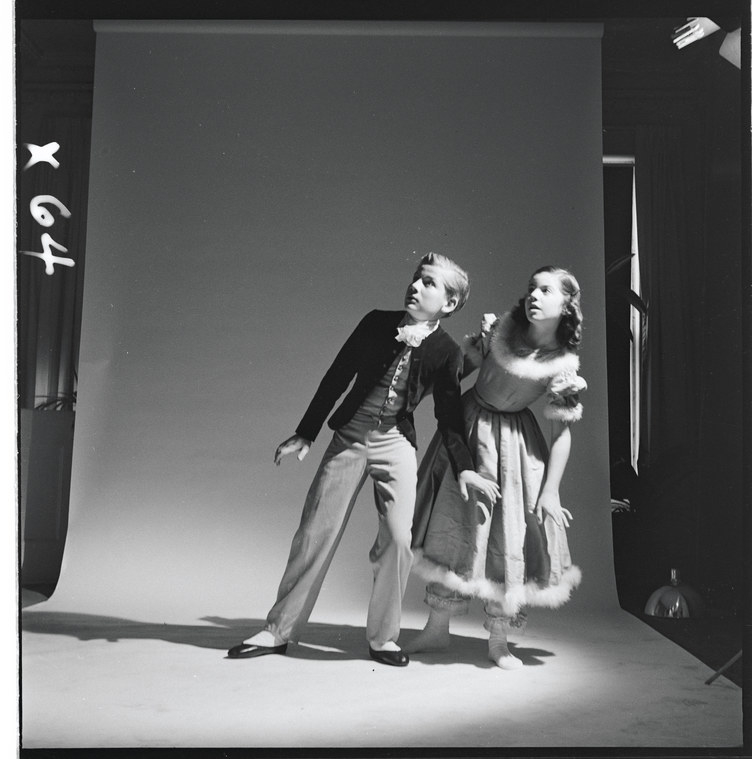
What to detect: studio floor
<box><xmin>20</xmin><ymin>598</ymin><xmax>742</xmax><ymax>750</ymax></box>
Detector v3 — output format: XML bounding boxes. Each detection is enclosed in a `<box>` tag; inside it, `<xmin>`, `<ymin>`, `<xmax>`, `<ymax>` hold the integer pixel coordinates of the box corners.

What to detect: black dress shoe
<box><xmin>369</xmin><ymin>646</ymin><xmax>409</xmax><ymax>667</ymax></box>
<box><xmin>226</xmin><ymin>642</ymin><xmax>288</xmax><ymax>659</ymax></box>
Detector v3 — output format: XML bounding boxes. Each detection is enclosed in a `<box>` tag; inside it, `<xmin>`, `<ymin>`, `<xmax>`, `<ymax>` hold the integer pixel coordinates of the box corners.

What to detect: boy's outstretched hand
<box><xmin>458</xmin><ymin>470</ymin><xmax>501</xmax><ymax>503</ymax></box>
<box><xmin>274</xmin><ymin>434</ymin><xmax>311</xmax><ymax>465</ymax></box>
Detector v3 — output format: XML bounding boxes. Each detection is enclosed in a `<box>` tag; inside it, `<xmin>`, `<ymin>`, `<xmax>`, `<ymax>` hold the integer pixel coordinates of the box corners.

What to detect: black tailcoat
<box><xmin>295</xmin><ymin>309</ymin><xmax>474</xmax><ymax>475</ymax></box>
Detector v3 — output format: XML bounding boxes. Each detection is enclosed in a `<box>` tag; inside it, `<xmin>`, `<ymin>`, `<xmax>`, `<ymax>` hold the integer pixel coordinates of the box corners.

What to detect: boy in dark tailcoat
<box><xmin>228</xmin><ymin>253</ymin><xmax>499</xmax><ymax>666</ymax></box>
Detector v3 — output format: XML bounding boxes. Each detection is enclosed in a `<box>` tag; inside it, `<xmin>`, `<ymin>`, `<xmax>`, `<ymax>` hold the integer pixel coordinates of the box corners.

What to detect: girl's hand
<box><xmin>458</xmin><ymin>470</ymin><xmax>501</xmax><ymax>503</ymax></box>
<box><xmin>537</xmin><ymin>491</ymin><xmax>572</xmax><ymax>527</ymax></box>
<box><xmin>274</xmin><ymin>434</ymin><xmax>311</xmax><ymax>465</ymax></box>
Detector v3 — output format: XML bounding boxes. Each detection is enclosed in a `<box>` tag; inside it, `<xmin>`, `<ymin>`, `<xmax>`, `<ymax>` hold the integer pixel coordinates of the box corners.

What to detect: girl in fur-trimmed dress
<box><xmin>406</xmin><ymin>266</ymin><xmax>586</xmax><ymax>669</ymax></box>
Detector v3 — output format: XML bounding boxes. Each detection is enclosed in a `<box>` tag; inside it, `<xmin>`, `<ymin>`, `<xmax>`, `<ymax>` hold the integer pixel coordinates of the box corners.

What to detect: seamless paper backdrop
<box><xmin>51</xmin><ymin>21</ymin><xmax>614</xmax><ymax>623</ymax></box>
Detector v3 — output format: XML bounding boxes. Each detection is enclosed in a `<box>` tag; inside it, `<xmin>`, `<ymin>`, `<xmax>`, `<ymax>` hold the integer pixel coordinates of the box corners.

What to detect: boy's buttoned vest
<box><xmin>295</xmin><ymin>309</ymin><xmax>473</xmax><ymax>476</ymax></box>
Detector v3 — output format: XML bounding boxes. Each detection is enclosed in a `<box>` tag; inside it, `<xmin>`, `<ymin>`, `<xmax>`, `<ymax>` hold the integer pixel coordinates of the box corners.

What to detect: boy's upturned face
<box><xmin>404</xmin><ymin>264</ymin><xmax>457</xmax><ymax>322</ymax></box>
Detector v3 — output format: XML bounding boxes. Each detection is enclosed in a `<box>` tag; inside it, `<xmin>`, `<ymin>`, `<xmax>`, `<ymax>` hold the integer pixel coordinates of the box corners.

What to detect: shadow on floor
<box><xmin>21</xmin><ymin>611</ymin><xmax>359</xmax><ymax>660</ymax></box>
<box><xmin>21</xmin><ymin>609</ymin><xmax>555</xmax><ymax>669</ymax></box>
<box><xmin>21</xmin><ymin>609</ymin><xmax>263</xmax><ymax>648</ymax></box>
<box><xmin>403</xmin><ymin>641</ymin><xmax>556</xmax><ymax>669</ymax></box>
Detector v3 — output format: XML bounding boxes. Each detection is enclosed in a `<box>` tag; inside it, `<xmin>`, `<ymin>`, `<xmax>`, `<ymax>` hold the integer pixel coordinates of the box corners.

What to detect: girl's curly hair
<box><xmin>510</xmin><ymin>266</ymin><xmax>583</xmax><ymax>350</ymax></box>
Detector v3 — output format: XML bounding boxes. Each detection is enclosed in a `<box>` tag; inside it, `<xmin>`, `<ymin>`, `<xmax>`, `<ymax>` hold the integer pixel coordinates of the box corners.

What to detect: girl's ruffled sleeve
<box><xmin>544</xmin><ymin>370</ymin><xmax>587</xmax><ymax>423</ymax></box>
<box><xmin>462</xmin><ymin>313</ymin><xmax>498</xmax><ymax>371</ymax></box>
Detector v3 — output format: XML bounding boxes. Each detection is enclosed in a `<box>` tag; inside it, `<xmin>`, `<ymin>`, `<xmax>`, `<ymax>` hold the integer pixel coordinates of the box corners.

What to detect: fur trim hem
<box><xmin>412</xmin><ymin>549</ymin><xmax>582</xmax><ymax>618</ymax></box>
<box><xmin>543</xmin><ymin>402</ymin><xmax>584</xmax><ymax>423</ymax></box>
<box><xmin>491</xmin><ymin>313</ymin><xmax>580</xmax><ymax>382</ymax></box>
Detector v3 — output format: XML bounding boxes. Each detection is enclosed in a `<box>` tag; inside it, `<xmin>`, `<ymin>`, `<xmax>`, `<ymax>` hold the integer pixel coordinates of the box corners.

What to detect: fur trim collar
<box><xmin>490</xmin><ymin>312</ymin><xmax>580</xmax><ymax>382</ymax></box>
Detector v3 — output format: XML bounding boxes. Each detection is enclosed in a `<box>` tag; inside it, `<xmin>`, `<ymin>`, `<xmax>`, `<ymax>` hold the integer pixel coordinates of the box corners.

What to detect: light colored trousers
<box><xmin>265</xmin><ymin>412</ymin><xmax>417</xmax><ymax>647</ymax></box>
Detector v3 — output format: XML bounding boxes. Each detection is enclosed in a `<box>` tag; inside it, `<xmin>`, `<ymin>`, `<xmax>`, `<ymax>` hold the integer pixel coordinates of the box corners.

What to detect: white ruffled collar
<box><xmin>395</xmin><ymin>318</ymin><xmax>439</xmax><ymax>348</ymax></box>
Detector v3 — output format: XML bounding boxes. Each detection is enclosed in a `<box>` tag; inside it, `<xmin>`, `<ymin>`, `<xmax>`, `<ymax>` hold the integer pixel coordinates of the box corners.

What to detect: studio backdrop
<box><xmin>49</xmin><ymin>20</ymin><xmax>614</xmax><ymax>623</ymax></box>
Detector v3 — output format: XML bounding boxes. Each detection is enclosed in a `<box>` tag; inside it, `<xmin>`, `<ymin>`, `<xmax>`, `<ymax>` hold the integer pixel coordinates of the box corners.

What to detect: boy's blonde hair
<box><xmin>418</xmin><ymin>252</ymin><xmax>470</xmax><ymax>315</ymax></box>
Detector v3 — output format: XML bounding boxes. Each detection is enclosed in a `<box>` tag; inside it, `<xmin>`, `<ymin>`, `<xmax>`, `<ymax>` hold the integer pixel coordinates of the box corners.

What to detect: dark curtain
<box><xmin>633</xmin><ymin>125</ymin><xmax>703</xmax><ymax>582</ymax></box>
<box><xmin>17</xmin><ymin>116</ymin><xmax>90</xmax><ymax>410</ymax></box>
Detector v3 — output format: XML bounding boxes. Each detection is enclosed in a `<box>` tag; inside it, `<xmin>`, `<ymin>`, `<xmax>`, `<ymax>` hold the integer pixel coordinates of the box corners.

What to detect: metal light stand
<box><xmin>705</xmin><ymin>650</ymin><xmax>743</xmax><ymax>686</ymax></box>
